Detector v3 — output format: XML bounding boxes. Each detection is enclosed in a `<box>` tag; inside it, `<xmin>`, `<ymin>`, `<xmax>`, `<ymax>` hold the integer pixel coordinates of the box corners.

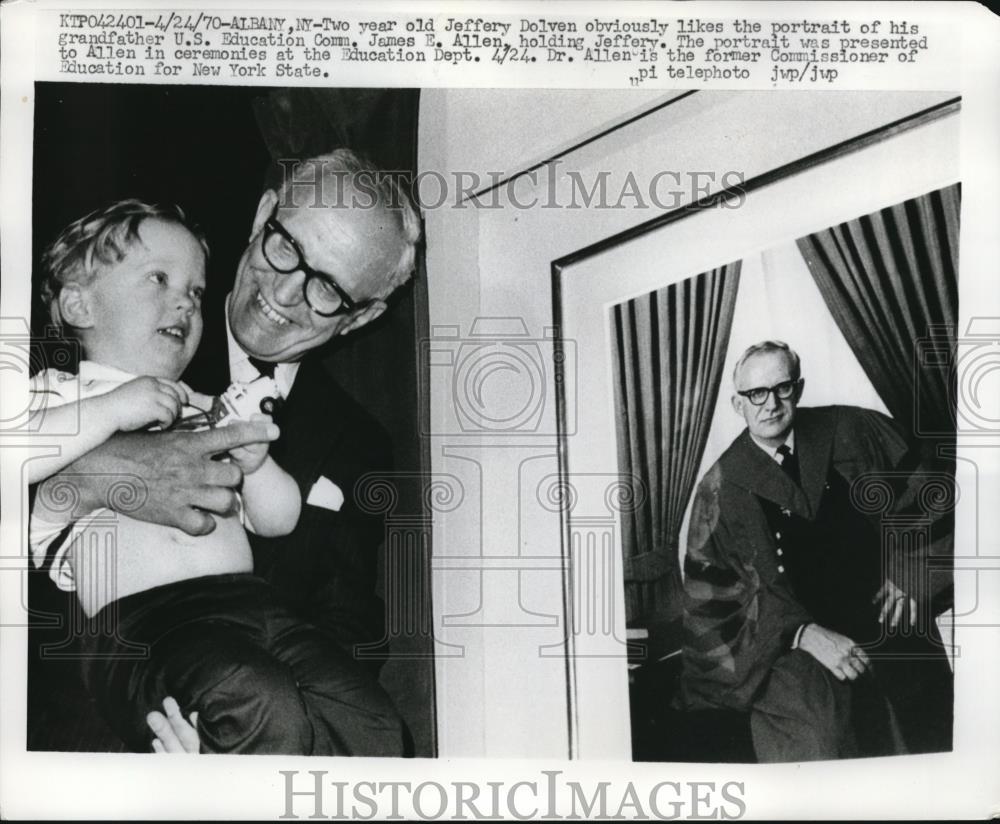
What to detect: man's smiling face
<box><xmin>228</xmin><ymin>187</ymin><xmax>405</xmax><ymax>363</ymax></box>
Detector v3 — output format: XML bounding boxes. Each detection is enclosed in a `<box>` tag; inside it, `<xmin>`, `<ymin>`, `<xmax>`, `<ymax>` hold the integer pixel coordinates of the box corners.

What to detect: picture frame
<box><xmin>551</xmin><ymin>95</ymin><xmax>960</xmax><ymax>760</ymax></box>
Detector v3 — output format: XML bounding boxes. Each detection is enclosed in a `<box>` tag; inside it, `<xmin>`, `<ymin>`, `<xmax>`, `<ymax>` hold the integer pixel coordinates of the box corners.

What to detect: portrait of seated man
<box><xmin>677</xmin><ymin>340</ymin><xmax>954</xmax><ymax>762</ymax></box>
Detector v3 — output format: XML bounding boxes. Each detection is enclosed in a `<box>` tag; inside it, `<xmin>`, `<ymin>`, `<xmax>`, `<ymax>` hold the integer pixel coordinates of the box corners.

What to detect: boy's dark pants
<box><xmin>80</xmin><ymin>573</ymin><xmax>404</xmax><ymax>755</ymax></box>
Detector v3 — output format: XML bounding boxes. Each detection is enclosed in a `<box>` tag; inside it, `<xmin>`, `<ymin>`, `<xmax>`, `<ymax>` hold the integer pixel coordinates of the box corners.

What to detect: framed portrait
<box><xmin>551</xmin><ymin>96</ymin><xmax>960</xmax><ymax>760</ymax></box>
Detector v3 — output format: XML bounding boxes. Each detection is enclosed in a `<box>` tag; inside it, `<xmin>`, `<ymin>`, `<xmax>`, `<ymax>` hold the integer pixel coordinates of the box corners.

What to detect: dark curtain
<box><xmin>251</xmin><ymin>89</ymin><xmax>433</xmax><ymax>757</ymax></box>
<box><xmin>250</xmin><ymin>88</ymin><xmax>425</xmax><ymax>460</ymax></box>
<box><xmin>612</xmin><ymin>262</ymin><xmax>742</xmax><ymax>624</ymax></box>
<box><xmin>796</xmin><ymin>184</ymin><xmax>960</xmax><ymax>454</ymax></box>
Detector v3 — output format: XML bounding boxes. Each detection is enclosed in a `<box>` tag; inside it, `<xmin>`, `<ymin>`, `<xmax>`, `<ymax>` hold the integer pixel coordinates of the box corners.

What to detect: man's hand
<box><xmin>873</xmin><ymin>579</ymin><xmax>917</xmax><ymax>630</ymax></box>
<box><xmin>41</xmin><ymin>420</ymin><xmax>279</xmax><ymax>535</ymax></box>
<box><xmin>798</xmin><ymin>623</ymin><xmax>871</xmax><ymax>681</ymax></box>
<box><xmin>148</xmin><ymin>697</ymin><xmax>200</xmax><ymax>753</ymax></box>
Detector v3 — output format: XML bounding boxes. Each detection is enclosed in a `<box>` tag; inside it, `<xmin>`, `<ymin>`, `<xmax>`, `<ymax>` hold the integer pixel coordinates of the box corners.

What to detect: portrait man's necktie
<box><xmin>776</xmin><ymin>443</ymin><xmax>801</xmax><ymax>486</ymax></box>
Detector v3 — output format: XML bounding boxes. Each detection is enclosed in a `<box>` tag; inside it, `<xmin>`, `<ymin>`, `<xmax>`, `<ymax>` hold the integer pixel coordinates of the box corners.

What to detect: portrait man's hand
<box><xmin>873</xmin><ymin>579</ymin><xmax>917</xmax><ymax>630</ymax></box>
<box><xmin>37</xmin><ymin>420</ymin><xmax>279</xmax><ymax>536</ymax></box>
<box><xmin>798</xmin><ymin>623</ymin><xmax>871</xmax><ymax>681</ymax></box>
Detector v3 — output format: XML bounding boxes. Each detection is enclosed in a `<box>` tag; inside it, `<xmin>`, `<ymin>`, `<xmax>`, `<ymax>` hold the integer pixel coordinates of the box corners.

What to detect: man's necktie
<box><xmin>247</xmin><ymin>356</ymin><xmax>277</xmax><ymax>379</ymax></box>
<box><xmin>776</xmin><ymin>443</ymin><xmax>801</xmax><ymax>486</ymax></box>
<box><xmin>244</xmin><ymin>357</ymin><xmax>284</xmax><ymax>421</ymax></box>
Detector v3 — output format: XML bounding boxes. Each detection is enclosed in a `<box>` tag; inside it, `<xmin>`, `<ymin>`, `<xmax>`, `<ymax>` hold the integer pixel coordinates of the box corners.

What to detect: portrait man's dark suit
<box><xmin>679</xmin><ymin>344</ymin><xmax>953</xmax><ymax>761</ymax></box>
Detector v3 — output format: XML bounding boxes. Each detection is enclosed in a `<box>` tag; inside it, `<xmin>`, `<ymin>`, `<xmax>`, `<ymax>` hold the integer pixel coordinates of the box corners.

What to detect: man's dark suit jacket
<box><xmin>184</xmin><ymin>300</ymin><xmax>393</xmax><ymax>656</ymax></box>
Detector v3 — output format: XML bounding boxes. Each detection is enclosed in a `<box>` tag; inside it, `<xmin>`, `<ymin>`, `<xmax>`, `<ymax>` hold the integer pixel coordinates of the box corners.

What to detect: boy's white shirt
<box><xmin>31</xmin><ymin>307</ymin><xmax>326</xmax><ymax>592</ymax></box>
<box><xmin>28</xmin><ymin>361</ymin><xmax>232</xmax><ymax>592</ymax></box>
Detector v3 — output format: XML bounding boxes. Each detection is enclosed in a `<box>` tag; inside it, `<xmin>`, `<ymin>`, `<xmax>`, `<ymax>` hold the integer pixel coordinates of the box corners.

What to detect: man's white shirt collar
<box><xmin>225</xmin><ymin>294</ymin><xmax>300</xmax><ymax>398</ymax></box>
<box><xmin>750</xmin><ymin>430</ymin><xmax>796</xmax><ymax>464</ymax></box>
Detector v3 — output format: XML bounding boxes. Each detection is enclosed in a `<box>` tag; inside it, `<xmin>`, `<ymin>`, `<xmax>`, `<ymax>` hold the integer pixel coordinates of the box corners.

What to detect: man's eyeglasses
<box><xmin>261</xmin><ymin>205</ymin><xmax>365</xmax><ymax>317</ymax></box>
<box><xmin>736</xmin><ymin>379</ymin><xmax>802</xmax><ymax>406</ymax></box>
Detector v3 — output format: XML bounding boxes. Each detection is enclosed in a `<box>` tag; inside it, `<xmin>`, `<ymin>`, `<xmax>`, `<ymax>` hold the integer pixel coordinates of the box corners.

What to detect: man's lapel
<box><xmin>793</xmin><ymin>408</ymin><xmax>835</xmax><ymax>519</ymax></box>
<box><xmin>270</xmin><ymin>355</ymin><xmax>346</xmax><ymax>488</ymax></box>
<box><xmin>725</xmin><ymin>431</ymin><xmax>811</xmax><ymax>517</ymax></box>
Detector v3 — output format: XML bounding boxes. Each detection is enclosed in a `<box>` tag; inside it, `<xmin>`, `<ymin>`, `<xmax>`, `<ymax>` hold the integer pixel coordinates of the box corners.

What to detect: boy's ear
<box><xmin>57</xmin><ymin>283</ymin><xmax>94</xmax><ymax>330</ymax></box>
<box><xmin>250</xmin><ymin>189</ymin><xmax>279</xmax><ymax>240</ymax></box>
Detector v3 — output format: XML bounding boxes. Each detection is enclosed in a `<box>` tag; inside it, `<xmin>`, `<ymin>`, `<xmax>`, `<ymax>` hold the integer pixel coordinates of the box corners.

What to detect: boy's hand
<box><xmin>104</xmin><ymin>376</ymin><xmax>189</xmax><ymax>431</ymax></box>
<box><xmin>181</xmin><ymin>383</ymin><xmax>216</xmax><ymax>416</ymax></box>
<box><xmin>228</xmin><ymin>413</ymin><xmax>274</xmax><ymax>474</ymax></box>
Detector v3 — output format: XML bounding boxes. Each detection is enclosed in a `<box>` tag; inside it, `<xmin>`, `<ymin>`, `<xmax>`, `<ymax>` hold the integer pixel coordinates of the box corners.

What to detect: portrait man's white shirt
<box><xmin>750</xmin><ymin>430</ymin><xmax>796</xmax><ymax>463</ymax></box>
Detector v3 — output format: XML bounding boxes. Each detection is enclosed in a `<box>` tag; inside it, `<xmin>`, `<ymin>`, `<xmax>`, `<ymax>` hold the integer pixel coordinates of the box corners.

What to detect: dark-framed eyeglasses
<box><xmin>261</xmin><ymin>205</ymin><xmax>364</xmax><ymax>317</ymax></box>
<box><xmin>737</xmin><ymin>379</ymin><xmax>802</xmax><ymax>406</ymax></box>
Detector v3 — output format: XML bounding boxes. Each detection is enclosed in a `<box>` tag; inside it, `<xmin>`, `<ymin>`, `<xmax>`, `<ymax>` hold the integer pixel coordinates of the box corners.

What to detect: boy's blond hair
<box><xmin>40</xmin><ymin>199</ymin><xmax>209</xmax><ymax>332</ymax></box>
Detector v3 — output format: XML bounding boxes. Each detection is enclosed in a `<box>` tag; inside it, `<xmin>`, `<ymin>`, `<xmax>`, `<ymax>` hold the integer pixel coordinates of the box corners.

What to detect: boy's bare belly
<box><xmin>71</xmin><ymin>510</ymin><xmax>252</xmax><ymax>617</ymax></box>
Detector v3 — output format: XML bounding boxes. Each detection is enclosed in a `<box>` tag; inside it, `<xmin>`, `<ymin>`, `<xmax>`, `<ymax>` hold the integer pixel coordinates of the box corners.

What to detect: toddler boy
<box><xmin>29</xmin><ymin>200</ymin><xmax>402</xmax><ymax>755</ymax></box>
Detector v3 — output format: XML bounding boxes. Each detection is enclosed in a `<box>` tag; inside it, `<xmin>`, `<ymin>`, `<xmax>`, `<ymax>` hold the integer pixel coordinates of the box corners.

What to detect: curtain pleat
<box><xmin>612</xmin><ymin>262</ymin><xmax>742</xmax><ymax>623</ymax></box>
<box><xmin>796</xmin><ymin>184</ymin><xmax>960</xmax><ymax>446</ymax></box>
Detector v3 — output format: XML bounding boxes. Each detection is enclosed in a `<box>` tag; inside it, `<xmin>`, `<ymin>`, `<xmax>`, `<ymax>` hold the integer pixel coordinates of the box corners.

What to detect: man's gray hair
<box><xmin>278</xmin><ymin>148</ymin><xmax>421</xmax><ymax>300</ymax></box>
<box><xmin>732</xmin><ymin>340</ymin><xmax>801</xmax><ymax>385</ymax></box>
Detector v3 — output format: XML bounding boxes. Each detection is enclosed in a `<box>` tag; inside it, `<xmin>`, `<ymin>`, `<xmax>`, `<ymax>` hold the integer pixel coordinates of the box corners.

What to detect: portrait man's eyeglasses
<box><xmin>261</xmin><ymin>205</ymin><xmax>366</xmax><ymax>317</ymax></box>
<box><xmin>737</xmin><ymin>379</ymin><xmax>802</xmax><ymax>406</ymax></box>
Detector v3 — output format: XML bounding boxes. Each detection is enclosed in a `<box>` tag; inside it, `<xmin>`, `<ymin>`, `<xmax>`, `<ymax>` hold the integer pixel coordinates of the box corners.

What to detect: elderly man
<box><xmin>679</xmin><ymin>341</ymin><xmax>952</xmax><ymax>762</ymax></box>
<box><xmin>33</xmin><ymin>149</ymin><xmax>421</xmax><ymax>753</ymax></box>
